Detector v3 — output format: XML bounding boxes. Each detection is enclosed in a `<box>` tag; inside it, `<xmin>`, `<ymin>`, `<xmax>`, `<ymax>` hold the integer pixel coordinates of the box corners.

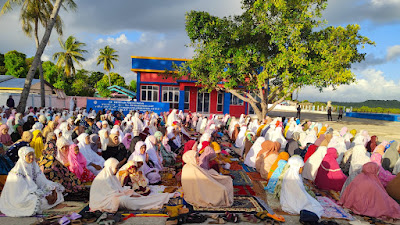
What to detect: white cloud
<box><xmin>298</xmin><ymin>69</ymin><xmax>400</xmax><ymax>102</ymax></box>
<box><xmin>386</xmin><ymin>45</ymin><xmax>400</xmax><ymax>61</ymax></box>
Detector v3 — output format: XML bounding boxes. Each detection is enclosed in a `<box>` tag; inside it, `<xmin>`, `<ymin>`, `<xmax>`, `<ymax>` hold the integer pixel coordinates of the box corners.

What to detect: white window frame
<box><xmin>230</xmin><ymin>94</ymin><xmax>244</xmax><ymax>106</ymax></box>
<box><xmin>162</xmin><ymin>86</ymin><xmax>179</xmax><ymax>109</ymax></box>
<box><xmin>141</xmin><ymin>85</ymin><xmax>159</xmax><ymax>102</ymax></box>
<box><xmin>217</xmin><ymin>91</ymin><xmax>224</xmax><ymax>112</ymax></box>
<box><xmin>184</xmin><ymin>87</ymin><xmax>190</xmax><ymax>110</ymax></box>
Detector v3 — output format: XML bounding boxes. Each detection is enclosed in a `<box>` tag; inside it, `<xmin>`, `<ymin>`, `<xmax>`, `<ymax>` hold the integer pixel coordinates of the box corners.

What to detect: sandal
<box><xmin>266</xmin><ymin>213</ymin><xmax>285</xmax><ymax>223</ymax></box>
<box><xmin>223</xmin><ymin>212</ymin><xmax>239</xmax><ymax>223</ymax></box>
<box><xmin>59</xmin><ymin>216</ymin><xmax>70</xmax><ymax>225</ymax></box>
<box><xmin>96</xmin><ymin>212</ymin><xmax>108</xmax><ymax>223</ymax></box>
<box><xmin>255</xmin><ymin>211</ymin><xmax>269</xmax><ymax>220</ymax></box>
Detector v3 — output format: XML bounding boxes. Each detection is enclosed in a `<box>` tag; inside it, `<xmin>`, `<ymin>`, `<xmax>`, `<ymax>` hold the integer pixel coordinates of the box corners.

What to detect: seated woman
<box><xmin>340</xmin><ymin>162</ymin><xmax>400</xmax><ymax>219</ymax></box>
<box><xmin>314</xmin><ymin>148</ymin><xmax>347</xmax><ymax>191</ymax></box>
<box><xmin>89</xmin><ymin>158</ymin><xmax>173</xmax><ymax>213</ymax></box>
<box><xmin>30</xmin><ymin>130</ymin><xmax>44</xmax><ymax>159</ymax></box>
<box><xmin>68</xmin><ymin>144</ymin><xmax>95</xmax><ymax>183</ymax></box>
<box><xmin>198</xmin><ymin>141</ymin><xmax>219</xmax><ymax>172</ymax></box>
<box><xmin>38</xmin><ymin>133</ymin><xmax>83</xmax><ymax>194</ymax></box>
<box><xmin>89</xmin><ymin>134</ymin><xmax>101</xmax><ymax>153</ymax></box>
<box><xmin>0</xmin><ymin>124</ymin><xmax>13</xmax><ymax>146</ymax></box>
<box><xmin>265</xmin><ymin>153</ymin><xmax>289</xmax><ymax>194</ymax></box>
<box><xmin>129</xmin><ymin>141</ymin><xmax>161</xmax><ymax>184</ymax></box>
<box><xmin>255</xmin><ymin>141</ymin><xmax>280</xmax><ymax>179</ymax></box>
<box><xmin>145</xmin><ymin>135</ymin><xmax>163</xmax><ymax>170</ymax></box>
<box><xmin>386</xmin><ymin>173</ymin><xmax>400</xmax><ymax>203</ymax></box>
<box><xmin>10</xmin><ymin>124</ymin><xmax>23</xmax><ymax>143</ymax></box>
<box><xmin>77</xmin><ymin>133</ymin><xmax>104</xmax><ymax>176</ymax></box>
<box><xmin>280</xmin><ymin>155</ymin><xmax>324</xmax><ymax>218</ymax></box>
<box><xmin>0</xmin><ymin>147</ymin><xmax>64</xmax><ymax>217</ymax></box>
<box><xmin>182</xmin><ymin>150</ymin><xmax>233</xmax><ymax>208</ymax></box>
<box><xmin>0</xmin><ymin>143</ymin><xmax>14</xmax><ymax>176</ymax></box>
<box><xmin>155</xmin><ymin>131</ymin><xmax>176</xmax><ymax>167</ymax></box>
<box><xmin>6</xmin><ymin>131</ymin><xmax>32</xmax><ymax>163</ymax></box>
<box><xmin>103</xmin><ymin>134</ymin><xmax>128</xmax><ymax>165</ymax></box>
<box><xmin>117</xmin><ymin>157</ymin><xmax>150</xmax><ymax>196</ymax></box>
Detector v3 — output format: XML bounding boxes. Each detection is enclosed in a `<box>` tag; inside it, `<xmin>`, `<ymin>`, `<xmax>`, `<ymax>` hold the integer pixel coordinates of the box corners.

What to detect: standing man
<box><xmin>296</xmin><ymin>104</ymin><xmax>301</xmax><ymax>120</ymax></box>
<box><xmin>6</xmin><ymin>95</ymin><xmax>14</xmax><ymax>109</ymax></box>
<box><xmin>327</xmin><ymin>107</ymin><xmax>332</xmax><ymax>121</ymax></box>
<box><xmin>337</xmin><ymin>107</ymin><xmax>343</xmax><ymax>121</ymax></box>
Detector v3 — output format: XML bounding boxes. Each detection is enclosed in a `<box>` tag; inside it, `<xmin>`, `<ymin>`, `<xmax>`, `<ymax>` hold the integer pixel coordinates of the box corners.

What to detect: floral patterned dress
<box><xmin>38</xmin><ymin>140</ymin><xmax>83</xmax><ymax>193</ymax></box>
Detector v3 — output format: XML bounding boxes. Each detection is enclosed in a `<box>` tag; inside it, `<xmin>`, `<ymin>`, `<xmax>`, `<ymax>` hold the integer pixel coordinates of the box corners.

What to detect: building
<box><xmin>132</xmin><ymin>56</ymin><xmax>250</xmax><ymax>117</ymax></box>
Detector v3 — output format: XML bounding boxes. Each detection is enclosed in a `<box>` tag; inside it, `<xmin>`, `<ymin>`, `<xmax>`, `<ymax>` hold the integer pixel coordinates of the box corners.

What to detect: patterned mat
<box><xmin>43</xmin><ymin>201</ymin><xmax>88</xmax><ymax>215</ymax></box>
<box><xmin>234</xmin><ymin>185</ymin><xmax>256</xmax><ymax>196</ymax></box>
<box><xmin>192</xmin><ymin>196</ymin><xmax>265</xmax><ymax>213</ymax></box>
<box><xmin>317</xmin><ymin>196</ymin><xmax>354</xmax><ymax>221</ymax></box>
<box><xmin>246</xmin><ymin>172</ymin><xmax>266</xmax><ymax>181</ymax></box>
<box><xmin>240</xmin><ymin>162</ymin><xmax>257</xmax><ymax>172</ymax></box>
<box><xmin>230</xmin><ymin>161</ymin><xmax>243</xmax><ymax>171</ymax></box>
<box><xmin>229</xmin><ymin>170</ymin><xmax>253</xmax><ymax>186</ymax></box>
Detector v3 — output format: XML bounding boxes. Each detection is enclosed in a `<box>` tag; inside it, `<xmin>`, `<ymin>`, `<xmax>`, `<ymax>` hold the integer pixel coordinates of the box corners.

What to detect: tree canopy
<box><xmin>4</xmin><ymin>50</ymin><xmax>27</xmax><ymax>78</ymax></box>
<box><xmin>177</xmin><ymin>0</ymin><xmax>374</xmax><ymax>120</ymax></box>
<box><xmin>95</xmin><ymin>72</ymin><xmax>127</xmax><ymax>97</ymax></box>
<box><xmin>53</xmin><ymin>35</ymin><xmax>87</xmax><ymax>77</ymax></box>
<box><xmin>97</xmin><ymin>45</ymin><xmax>119</xmax><ymax>86</ymax></box>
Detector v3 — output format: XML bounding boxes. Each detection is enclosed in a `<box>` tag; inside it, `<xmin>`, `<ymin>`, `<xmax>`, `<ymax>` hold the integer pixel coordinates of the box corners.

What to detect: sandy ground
<box><xmin>1</xmin><ymin>111</ymin><xmax>398</xmax><ymax>225</ymax></box>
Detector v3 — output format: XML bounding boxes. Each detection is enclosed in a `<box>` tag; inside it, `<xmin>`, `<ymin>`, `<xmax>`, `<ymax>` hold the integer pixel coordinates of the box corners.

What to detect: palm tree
<box><xmin>97</xmin><ymin>45</ymin><xmax>119</xmax><ymax>86</ymax></box>
<box><xmin>1</xmin><ymin>0</ymin><xmax>76</xmax><ymax>107</ymax></box>
<box><xmin>53</xmin><ymin>35</ymin><xmax>87</xmax><ymax>77</ymax></box>
<box><xmin>15</xmin><ymin>0</ymin><xmax>65</xmax><ymax>113</ymax></box>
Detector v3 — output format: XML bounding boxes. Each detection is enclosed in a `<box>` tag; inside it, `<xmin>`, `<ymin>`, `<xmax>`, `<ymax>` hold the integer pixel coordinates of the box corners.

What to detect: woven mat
<box><xmin>234</xmin><ymin>185</ymin><xmax>255</xmax><ymax>196</ymax></box>
<box><xmin>43</xmin><ymin>201</ymin><xmax>88</xmax><ymax>215</ymax></box>
<box><xmin>230</xmin><ymin>161</ymin><xmax>243</xmax><ymax>171</ymax></box>
<box><xmin>229</xmin><ymin>170</ymin><xmax>253</xmax><ymax>186</ymax></box>
<box><xmin>246</xmin><ymin>172</ymin><xmax>266</xmax><ymax>181</ymax></box>
<box><xmin>317</xmin><ymin>196</ymin><xmax>354</xmax><ymax>221</ymax></box>
<box><xmin>192</xmin><ymin>196</ymin><xmax>265</xmax><ymax>213</ymax></box>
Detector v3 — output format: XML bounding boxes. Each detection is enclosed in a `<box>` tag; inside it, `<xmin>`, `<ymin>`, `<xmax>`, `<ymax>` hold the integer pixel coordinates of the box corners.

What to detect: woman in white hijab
<box><xmin>196</xmin><ymin>116</ymin><xmax>203</xmax><ymax>133</ymax></box>
<box><xmin>148</xmin><ymin>119</ymin><xmax>158</xmax><ymax>135</ymax></box>
<box><xmin>98</xmin><ymin>129</ymin><xmax>110</xmax><ymax>151</ymax></box>
<box><xmin>132</xmin><ymin>112</ymin><xmax>144</xmax><ymax>137</ymax></box>
<box><xmin>128</xmin><ymin>141</ymin><xmax>161</xmax><ymax>184</ymax></box>
<box><xmin>15</xmin><ymin>113</ymin><xmax>24</xmax><ymax>126</ymax></box>
<box><xmin>269</xmin><ymin>127</ymin><xmax>287</xmax><ymax>149</ymax></box>
<box><xmin>235</xmin><ymin>125</ymin><xmax>247</xmax><ymax>154</ymax></box>
<box><xmin>349</xmin><ymin>145</ymin><xmax>370</xmax><ymax>176</ymax></box>
<box><xmin>244</xmin><ymin>137</ymin><xmax>266</xmax><ymax>168</ymax></box>
<box><xmin>59</xmin><ymin>122</ymin><xmax>73</xmax><ymax>143</ymax></box>
<box><xmin>89</xmin><ymin>158</ymin><xmax>173</xmax><ymax>213</ymax></box>
<box><xmin>0</xmin><ymin>147</ymin><xmax>64</xmax><ymax>217</ymax></box>
<box><xmin>199</xmin><ymin>117</ymin><xmax>208</xmax><ymax>134</ymax></box>
<box><xmin>302</xmin><ymin>146</ymin><xmax>328</xmax><ymax>181</ymax></box>
<box><xmin>167</xmin><ymin>109</ymin><xmax>178</xmax><ymax>127</ymax></box>
<box><xmin>144</xmin><ymin>135</ymin><xmax>163</xmax><ymax>170</ymax></box>
<box><xmin>280</xmin><ymin>155</ymin><xmax>324</xmax><ymax>218</ymax></box>
<box><xmin>111</xmin><ymin>125</ymin><xmax>124</xmax><ymax>143</ymax></box>
<box><xmin>77</xmin><ymin>133</ymin><xmax>105</xmax><ymax>175</ymax></box>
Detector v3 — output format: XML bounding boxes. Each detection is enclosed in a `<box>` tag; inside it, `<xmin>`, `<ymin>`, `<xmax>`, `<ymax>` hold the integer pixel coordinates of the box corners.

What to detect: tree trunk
<box><xmin>108</xmin><ymin>72</ymin><xmax>111</xmax><ymax>86</ymax></box>
<box><xmin>34</xmin><ymin>18</ymin><xmax>46</xmax><ymax>108</ymax></box>
<box><xmin>17</xmin><ymin>0</ymin><xmax>64</xmax><ymax>113</ymax></box>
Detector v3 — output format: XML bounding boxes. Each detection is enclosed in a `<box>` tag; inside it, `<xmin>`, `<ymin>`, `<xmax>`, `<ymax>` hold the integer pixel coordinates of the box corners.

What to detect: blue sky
<box><xmin>0</xmin><ymin>0</ymin><xmax>399</xmax><ymax>102</ymax></box>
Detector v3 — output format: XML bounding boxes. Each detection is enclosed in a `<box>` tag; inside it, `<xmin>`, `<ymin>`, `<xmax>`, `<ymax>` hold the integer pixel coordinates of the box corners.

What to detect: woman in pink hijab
<box><xmin>122</xmin><ymin>133</ymin><xmax>132</xmax><ymax>149</ymax></box>
<box><xmin>315</xmin><ymin>148</ymin><xmax>347</xmax><ymax>191</ymax></box>
<box><xmin>0</xmin><ymin>124</ymin><xmax>13</xmax><ymax>146</ymax></box>
<box><xmin>339</xmin><ymin>162</ymin><xmax>400</xmax><ymax>219</ymax></box>
<box><xmin>68</xmin><ymin>144</ymin><xmax>95</xmax><ymax>183</ymax></box>
<box><xmin>370</xmin><ymin>153</ymin><xmax>395</xmax><ymax>187</ymax></box>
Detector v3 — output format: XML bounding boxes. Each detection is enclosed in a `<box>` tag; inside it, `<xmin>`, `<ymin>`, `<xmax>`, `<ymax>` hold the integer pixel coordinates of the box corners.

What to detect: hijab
<box><xmin>122</xmin><ymin>133</ymin><xmax>132</xmax><ymax>149</ymax></box>
<box><xmin>199</xmin><ymin>146</ymin><xmax>216</xmax><ymax>170</ymax></box>
<box><xmin>268</xmin><ymin>152</ymin><xmax>290</xmax><ymax>180</ymax></box>
<box><xmin>314</xmin><ymin>148</ymin><xmax>347</xmax><ymax>191</ymax></box>
<box><xmin>382</xmin><ymin>141</ymin><xmax>399</xmax><ymax>172</ymax></box>
<box><xmin>56</xmin><ymin>137</ymin><xmax>70</xmax><ymax>165</ymax></box>
<box><xmin>67</xmin><ymin>144</ymin><xmax>87</xmax><ymax>179</ymax></box>
<box><xmin>366</xmin><ymin>135</ymin><xmax>377</xmax><ymax>153</ymax></box>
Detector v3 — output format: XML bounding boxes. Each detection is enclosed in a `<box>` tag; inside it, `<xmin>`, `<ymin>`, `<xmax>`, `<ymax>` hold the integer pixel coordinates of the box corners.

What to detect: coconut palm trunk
<box><xmin>33</xmin><ymin>18</ymin><xmax>45</xmax><ymax>107</ymax></box>
<box><xmin>17</xmin><ymin>0</ymin><xmax>64</xmax><ymax>113</ymax></box>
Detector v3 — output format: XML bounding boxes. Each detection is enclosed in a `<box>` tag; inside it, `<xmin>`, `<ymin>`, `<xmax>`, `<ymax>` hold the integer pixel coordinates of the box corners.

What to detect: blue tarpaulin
<box><xmin>86</xmin><ymin>99</ymin><xmax>170</xmax><ymax>115</ymax></box>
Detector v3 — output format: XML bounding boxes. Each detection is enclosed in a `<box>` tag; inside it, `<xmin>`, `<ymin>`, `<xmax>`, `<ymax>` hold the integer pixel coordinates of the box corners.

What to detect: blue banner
<box><xmin>86</xmin><ymin>99</ymin><xmax>170</xmax><ymax>115</ymax></box>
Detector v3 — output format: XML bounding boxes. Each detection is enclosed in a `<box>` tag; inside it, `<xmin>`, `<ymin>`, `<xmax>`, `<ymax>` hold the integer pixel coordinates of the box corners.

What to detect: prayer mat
<box><xmin>246</xmin><ymin>172</ymin><xmax>266</xmax><ymax>181</ymax></box>
<box><xmin>229</xmin><ymin>170</ymin><xmax>253</xmax><ymax>186</ymax></box>
<box><xmin>317</xmin><ymin>196</ymin><xmax>354</xmax><ymax>221</ymax></box>
<box><xmin>160</xmin><ymin>170</ymin><xmax>178</xmax><ymax>186</ymax></box>
<box><xmin>240</xmin><ymin>162</ymin><xmax>257</xmax><ymax>172</ymax></box>
<box><xmin>192</xmin><ymin>196</ymin><xmax>265</xmax><ymax>213</ymax></box>
<box><xmin>234</xmin><ymin>185</ymin><xmax>256</xmax><ymax>196</ymax></box>
<box><xmin>229</xmin><ymin>161</ymin><xmax>243</xmax><ymax>171</ymax></box>
<box><xmin>43</xmin><ymin>201</ymin><xmax>88</xmax><ymax>215</ymax></box>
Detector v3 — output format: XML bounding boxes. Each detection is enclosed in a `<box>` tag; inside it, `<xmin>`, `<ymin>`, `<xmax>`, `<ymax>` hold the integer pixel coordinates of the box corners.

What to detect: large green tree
<box><xmin>95</xmin><ymin>72</ymin><xmax>127</xmax><ymax>97</ymax></box>
<box><xmin>0</xmin><ymin>53</ymin><xmax>6</xmax><ymax>74</ymax></box>
<box><xmin>53</xmin><ymin>35</ymin><xmax>87</xmax><ymax>77</ymax></box>
<box><xmin>4</xmin><ymin>50</ymin><xmax>27</xmax><ymax>78</ymax></box>
<box><xmin>129</xmin><ymin>80</ymin><xmax>137</xmax><ymax>92</ymax></box>
<box><xmin>177</xmin><ymin>0</ymin><xmax>374</xmax><ymax>120</ymax></box>
<box><xmin>42</xmin><ymin>60</ymin><xmax>60</xmax><ymax>84</ymax></box>
<box><xmin>1</xmin><ymin>0</ymin><xmax>76</xmax><ymax>107</ymax></box>
<box><xmin>97</xmin><ymin>45</ymin><xmax>119</xmax><ymax>86</ymax></box>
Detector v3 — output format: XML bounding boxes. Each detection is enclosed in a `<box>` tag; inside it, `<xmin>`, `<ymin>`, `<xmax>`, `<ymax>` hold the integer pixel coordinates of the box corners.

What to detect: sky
<box><xmin>0</xmin><ymin>0</ymin><xmax>399</xmax><ymax>103</ymax></box>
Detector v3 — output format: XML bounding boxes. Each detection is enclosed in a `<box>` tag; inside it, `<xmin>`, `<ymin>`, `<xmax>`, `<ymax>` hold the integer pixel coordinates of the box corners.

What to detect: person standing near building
<box><xmin>327</xmin><ymin>107</ymin><xmax>332</xmax><ymax>121</ymax></box>
<box><xmin>337</xmin><ymin>107</ymin><xmax>343</xmax><ymax>121</ymax></box>
<box><xmin>6</xmin><ymin>96</ymin><xmax>14</xmax><ymax>109</ymax></box>
<box><xmin>296</xmin><ymin>104</ymin><xmax>301</xmax><ymax>120</ymax></box>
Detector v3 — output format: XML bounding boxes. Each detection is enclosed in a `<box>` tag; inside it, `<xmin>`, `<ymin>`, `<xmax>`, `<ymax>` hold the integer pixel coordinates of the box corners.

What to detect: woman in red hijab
<box><xmin>303</xmin><ymin>144</ymin><xmax>318</xmax><ymax>163</ymax></box>
<box><xmin>339</xmin><ymin>162</ymin><xmax>400</xmax><ymax>219</ymax></box>
<box><xmin>314</xmin><ymin>148</ymin><xmax>347</xmax><ymax>191</ymax></box>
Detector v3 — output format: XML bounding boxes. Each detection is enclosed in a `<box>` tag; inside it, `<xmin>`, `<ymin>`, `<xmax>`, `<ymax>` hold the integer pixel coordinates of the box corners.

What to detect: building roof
<box><xmin>107</xmin><ymin>85</ymin><xmax>136</xmax><ymax>98</ymax></box>
<box><xmin>0</xmin><ymin>75</ymin><xmax>42</xmax><ymax>89</ymax></box>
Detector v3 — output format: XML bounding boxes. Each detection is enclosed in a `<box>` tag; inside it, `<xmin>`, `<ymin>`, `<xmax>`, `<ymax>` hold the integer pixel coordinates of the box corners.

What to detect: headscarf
<box><xmin>372</xmin><ymin>153</ymin><xmax>396</xmax><ymax>187</ymax></box>
<box><xmin>339</xmin><ymin>162</ymin><xmax>400</xmax><ymax>219</ymax></box>
<box><xmin>145</xmin><ymin>135</ymin><xmax>162</xmax><ymax>170</ymax></box>
<box><xmin>183</xmin><ymin>140</ymin><xmax>196</xmax><ymax>155</ymax></box>
<box><xmin>314</xmin><ymin>148</ymin><xmax>347</xmax><ymax>191</ymax></box>
<box><xmin>198</xmin><ymin>146</ymin><xmax>216</xmax><ymax>170</ymax></box>
<box><xmin>280</xmin><ymin>155</ymin><xmax>324</xmax><ymax>218</ymax></box>
<box><xmin>366</xmin><ymin>135</ymin><xmax>377</xmax><ymax>153</ymax></box>
<box><xmin>30</xmin><ymin>130</ymin><xmax>44</xmax><ymax>159</ymax></box>
<box><xmin>339</xmin><ymin>127</ymin><xmax>348</xmax><ymax>137</ymax></box>
<box><xmin>244</xmin><ymin>137</ymin><xmax>266</xmax><ymax>168</ymax></box>
<box><xmin>56</xmin><ymin>137</ymin><xmax>70</xmax><ymax>165</ymax></box>
<box><xmin>382</xmin><ymin>141</ymin><xmax>399</xmax><ymax>172</ymax></box>
<box><xmin>121</xmin><ymin>133</ymin><xmax>132</xmax><ymax>149</ymax></box>
<box><xmin>90</xmin><ymin>134</ymin><xmax>100</xmax><ymax>153</ymax></box>
<box><xmin>349</xmin><ymin>145</ymin><xmax>370</xmax><ymax>176</ymax></box>
<box><xmin>267</xmin><ymin>152</ymin><xmax>290</xmax><ymax>180</ymax></box>
<box><xmin>0</xmin><ymin>124</ymin><xmax>12</xmax><ymax>145</ymax></box>
<box><xmin>67</xmin><ymin>144</ymin><xmax>87</xmax><ymax>179</ymax></box>
<box><xmin>302</xmin><ymin>146</ymin><xmax>328</xmax><ymax>181</ymax></box>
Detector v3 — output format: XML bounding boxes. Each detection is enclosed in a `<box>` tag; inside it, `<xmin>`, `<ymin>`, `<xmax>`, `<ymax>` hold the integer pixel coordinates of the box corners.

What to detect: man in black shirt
<box><xmin>327</xmin><ymin>107</ymin><xmax>332</xmax><ymax>121</ymax></box>
<box><xmin>297</xmin><ymin>104</ymin><xmax>301</xmax><ymax>120</ymax></box>
<box><xmin>337</xmin><ymin>108</ymin><xmax>344</xmax><ymax>121</ymax></box>
<box><xmin>6</xmin><ymin>95</ymin><xmax>14</xmax><ymax>108</ymax></box>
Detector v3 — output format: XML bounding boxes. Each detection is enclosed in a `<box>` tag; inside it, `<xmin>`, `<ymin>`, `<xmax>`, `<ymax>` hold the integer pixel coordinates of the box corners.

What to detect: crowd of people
<box><xmin>0</xmin><ymin>106</ymin><xmax>399</xmax><ymax>223</ymax></box>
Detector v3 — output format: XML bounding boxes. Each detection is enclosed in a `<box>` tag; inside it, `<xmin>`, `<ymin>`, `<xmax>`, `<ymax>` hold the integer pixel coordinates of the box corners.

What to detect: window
<box><xmin>217</xmin><ymin>92</ymin><xmax>224</xmax><ymax>111</ymax></box>
<box><xmin>184</xmin><ymin>87</ymin><xmax>190</xmax><ymax>110</ymax></box>
<box><xmin>230</xmin><ymin>95</ymin><xmax>243</xmax><ymax>105</ymax></box>
<box><xmin>141</xmin><ymin>85</ymin><xmax>159</xmax><ymax>102</ymax></box>
<box><xmin>162</xmin><ymin>86</ymin><xmax>179</xmax><ymax>109</ymax></box>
